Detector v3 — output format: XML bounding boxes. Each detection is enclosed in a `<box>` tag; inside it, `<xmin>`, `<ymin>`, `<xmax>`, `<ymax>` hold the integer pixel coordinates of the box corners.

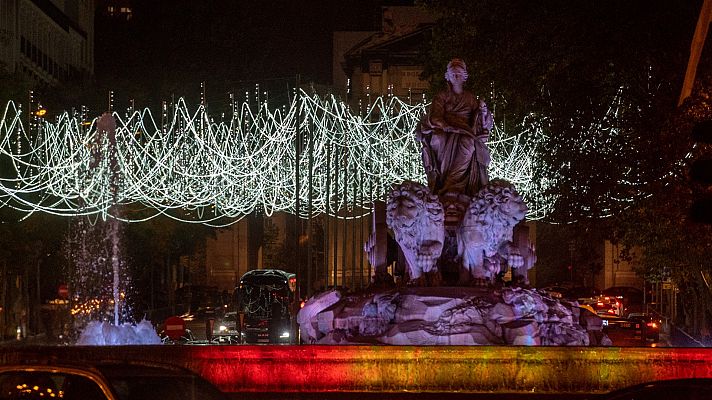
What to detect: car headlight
<box><xmin>219</xmin><ymin>325</ymin><xmax>228</xmax><ymax>332</ymax></box>
<box><xmin>280</xmin><ymin>331</ymin><xmax>290</xmax><ymax>338</ymax></box>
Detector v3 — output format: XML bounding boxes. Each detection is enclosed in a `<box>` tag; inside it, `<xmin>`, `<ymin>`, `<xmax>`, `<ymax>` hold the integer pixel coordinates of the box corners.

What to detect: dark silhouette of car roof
<box><xmin>601</xmin><ymin>378</ymin><xmax>712</xmax><ymax>399</ymax></box>
<box><xmin>0</xmin><ymin>361</ymin><xmax>227</xmax><ymax>400</ymax></box>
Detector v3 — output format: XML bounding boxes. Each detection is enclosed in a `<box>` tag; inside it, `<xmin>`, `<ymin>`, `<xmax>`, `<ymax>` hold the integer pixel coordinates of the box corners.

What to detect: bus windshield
<box><xmin>236</xmin><ymin>269</ymin><xmax>295</xmax><ymax>343</ymax></box>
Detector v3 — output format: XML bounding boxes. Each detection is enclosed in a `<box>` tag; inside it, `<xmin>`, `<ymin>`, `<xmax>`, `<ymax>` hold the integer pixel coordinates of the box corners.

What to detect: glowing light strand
<box><xmin>0</xmin><ymin>90</ymin><xmax>547</xmax><ymax>224</ymax></box>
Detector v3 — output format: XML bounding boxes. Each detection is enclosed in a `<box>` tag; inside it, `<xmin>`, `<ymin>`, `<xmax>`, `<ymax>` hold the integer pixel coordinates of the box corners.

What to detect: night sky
<box><xmin>95</xmin><ymin>0</ymin><xmax>416</xmax><ymax>105</ymax></box>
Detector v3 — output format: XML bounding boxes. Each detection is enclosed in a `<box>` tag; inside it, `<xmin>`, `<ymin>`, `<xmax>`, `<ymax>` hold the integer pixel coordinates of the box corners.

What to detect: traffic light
<box><xmin>690</xmin><ymin>120</ymin><xmax>712</xmax><ymax>224</ymax></box>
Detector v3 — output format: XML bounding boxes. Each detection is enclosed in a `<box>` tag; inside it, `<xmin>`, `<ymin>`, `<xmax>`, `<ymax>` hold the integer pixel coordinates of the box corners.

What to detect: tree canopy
<box><xmin>613</xmin><ymin>76</ymin><xmax>712</xmax><ymax>334</ymax></box>
<box><xmin>419</xmin><ymin>0</ymin><xmax>701</xmax><ymax>222</ymax></box>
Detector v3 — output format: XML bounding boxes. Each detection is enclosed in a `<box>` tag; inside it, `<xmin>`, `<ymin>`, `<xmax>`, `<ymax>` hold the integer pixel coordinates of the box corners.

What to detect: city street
<box><xmin>0</xmin><ymin>2</ymin><xmax>711</xmax><ymax>399</ymax></box>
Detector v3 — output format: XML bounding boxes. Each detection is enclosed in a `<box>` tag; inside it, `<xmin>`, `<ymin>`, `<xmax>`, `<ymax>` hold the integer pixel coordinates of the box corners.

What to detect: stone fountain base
<box><xmin>297</xmin><ymin>286</ymin><xmax>609</xmax><ymax>346</ymax></box>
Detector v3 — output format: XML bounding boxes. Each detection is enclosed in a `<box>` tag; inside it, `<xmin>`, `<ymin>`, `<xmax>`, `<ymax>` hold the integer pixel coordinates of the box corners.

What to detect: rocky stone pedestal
<box><xmin>297</xmin><ymin>286</ymin><xmax>608</xmax><ymax>346</ymax></box>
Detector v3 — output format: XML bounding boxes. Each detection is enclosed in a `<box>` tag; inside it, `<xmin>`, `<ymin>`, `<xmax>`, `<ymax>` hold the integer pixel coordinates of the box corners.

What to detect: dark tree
<box><xmin>419</xmin><ymin>0</ymin><xmax>700</xmax><ymax>222</ymax></box>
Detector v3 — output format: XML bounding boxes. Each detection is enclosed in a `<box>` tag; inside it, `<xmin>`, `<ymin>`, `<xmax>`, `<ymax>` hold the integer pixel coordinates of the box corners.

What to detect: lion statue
<box><xmin>457</xmin><ymin>180</ymin><xmax>528</xmax><ymax>283</ymax></box>
<box><xmin>386</xmin><ymin>181</ymin><xmax>445</xmax><ymax>281</ymax></box>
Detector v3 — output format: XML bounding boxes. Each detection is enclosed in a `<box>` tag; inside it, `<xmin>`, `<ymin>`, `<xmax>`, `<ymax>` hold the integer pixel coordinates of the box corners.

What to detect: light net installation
<box><xmin>0</xmin><ymin>90</ymin><xmax>548</xmax><ymax>225</ymax></box>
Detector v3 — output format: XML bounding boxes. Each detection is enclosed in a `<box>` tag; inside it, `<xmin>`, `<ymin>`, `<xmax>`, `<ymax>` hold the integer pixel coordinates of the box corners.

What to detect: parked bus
<box><xmin>235</xmin><ymin>269</ymin><xmax>296</xmax><ymax>344</ymax></box>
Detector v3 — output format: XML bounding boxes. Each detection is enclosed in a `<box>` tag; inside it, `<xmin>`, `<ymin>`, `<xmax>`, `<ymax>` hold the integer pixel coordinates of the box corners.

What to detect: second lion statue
<box><xmin>457</xmin><ymin>180</ymin><xmax>528</xmax><ymax>283</ymax></box>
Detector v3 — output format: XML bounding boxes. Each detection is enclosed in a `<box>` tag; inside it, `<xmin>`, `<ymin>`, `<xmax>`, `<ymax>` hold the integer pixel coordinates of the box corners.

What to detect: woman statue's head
<box><xmin>445</xmin><ymin>58</ymin><xmax>468</xmax><ymax>91</ymax></box>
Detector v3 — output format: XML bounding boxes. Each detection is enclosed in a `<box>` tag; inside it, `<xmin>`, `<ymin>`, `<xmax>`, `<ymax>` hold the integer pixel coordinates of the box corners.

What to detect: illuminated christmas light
<box><xmin>0</xmin><ymin>90</ymin><xmax>548</xmax><ymax>225</ymax></box>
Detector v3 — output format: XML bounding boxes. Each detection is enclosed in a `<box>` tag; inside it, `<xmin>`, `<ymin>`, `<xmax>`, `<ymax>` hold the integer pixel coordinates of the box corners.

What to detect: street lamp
<box><xmin>34</xmin><ymin>106</ymin><xmax>47</xmax><ymax>117</ymax></box>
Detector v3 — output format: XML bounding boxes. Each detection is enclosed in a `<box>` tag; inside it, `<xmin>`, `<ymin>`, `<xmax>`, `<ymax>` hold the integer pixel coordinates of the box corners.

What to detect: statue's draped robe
<box><xmin>417</xmin><ymin>89</ymin><xmax>491</xmax><ymax>197</ymax></box>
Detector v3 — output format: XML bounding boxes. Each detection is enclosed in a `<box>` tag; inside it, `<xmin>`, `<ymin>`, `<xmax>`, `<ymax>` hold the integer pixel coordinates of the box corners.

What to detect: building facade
<box><xmin>0</xmin><ymin>0</ymin><xmax>94</xmax><ymax>84</ymax></box>
<box><xmin>334</xmin><ymin>6</ymin><xmax>434</xmax><ymax>102</ymax></box>
<box><xmin>602</xmin><ymin>240</ymin><xmax>644</xmax><ymax>290</ymax></box>
<box><xmin>197</xmin><ymin>212</ymin><xmax>372</xmax><ymax>296</ymax></box>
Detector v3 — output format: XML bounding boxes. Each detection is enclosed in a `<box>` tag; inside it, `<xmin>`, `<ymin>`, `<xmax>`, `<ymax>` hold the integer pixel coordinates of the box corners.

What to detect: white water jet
<box><xmin>77</xmin><ymin>319</ymin><xmax>161</xmax><ymax>345</ymax></box>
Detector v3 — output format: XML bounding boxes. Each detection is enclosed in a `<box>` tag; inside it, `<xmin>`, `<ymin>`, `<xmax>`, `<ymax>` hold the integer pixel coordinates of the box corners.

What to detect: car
<box><xmin>581</xmin><ymin>296</ymin><xmax>623</xmax><ymax>317</ymax></box>
<box><xmin>599</xmin><ymin>314</ymin><xmax>630</xmax><ymax>330</ymax></box>
<box><xmin>0</xmin><ymin>361</ymin><xmax>228</xmax><ymax>400</ymax></box>
<box><xmin>566</xmin><ymin>286</ymin><xmax>601</xmax><ymax>302</ymax></box>
<box><xmin>602</xmin><ymin>286</ymin><xmax>644</xmax><ymax>305</ymax></box>
<box><xmin>578</xmin><ymin>303</ymin><xmax>597</xmax><ymax>316</ymax></box>
<box><xmin>599</xmin><ymin>378</ymin><xmax>712</xmax><ymax>399</ymax></box>
<box><xmin>212</xmin><ymin>311</ymin><xmax>243</xmax><ymax>344</ymax></box>
<box><xmin>177</xmin><ymin>307</ymin><xmax>222</xmax><ymax>341</ymax></box>
<box><xmin>540</xmin><ymin>285</ymin><xmax>571</xmax><ymax>299</ymax></box>
<box><xmin>628</xmin><ymin>312</ymin><xmax>662</xmax><ymax>342</ymax></box>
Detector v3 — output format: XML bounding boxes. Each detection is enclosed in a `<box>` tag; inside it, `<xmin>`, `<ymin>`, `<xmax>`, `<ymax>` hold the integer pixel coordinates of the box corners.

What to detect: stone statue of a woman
<box><xmin>416</xmin><ymin>58</ymin><xmax>494</xmax><ymax>197</ymax></box>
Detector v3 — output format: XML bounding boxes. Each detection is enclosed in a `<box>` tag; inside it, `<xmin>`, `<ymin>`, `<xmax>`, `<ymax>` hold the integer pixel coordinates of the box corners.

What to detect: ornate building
<box><xmin>0</xmin><ymin>0</ymin><xmax>95</xmax><ymax>84</ymax></box>
<box><xmin>334</xmin><ymin>6</ymin><xmax>434</xmax><ymax>101</ymax></box>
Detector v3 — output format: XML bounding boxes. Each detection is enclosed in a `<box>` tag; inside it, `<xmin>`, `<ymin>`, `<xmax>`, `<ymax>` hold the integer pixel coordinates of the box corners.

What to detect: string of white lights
<box><xmin>0</xmin><ymin>90</ymin><xmax>548</xmax><ymax>225</ymax></box>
